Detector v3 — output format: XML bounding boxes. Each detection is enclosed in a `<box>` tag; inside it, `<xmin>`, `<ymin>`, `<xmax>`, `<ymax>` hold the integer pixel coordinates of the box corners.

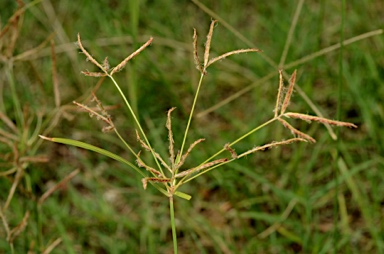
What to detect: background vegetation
<box><xmin>1</xmin><ymin>0</ymin><xmax>383</xmax><ymax>253</ymax></box>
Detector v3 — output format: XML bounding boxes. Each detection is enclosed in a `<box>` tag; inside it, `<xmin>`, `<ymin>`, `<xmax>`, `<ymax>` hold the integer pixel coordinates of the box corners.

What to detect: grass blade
<box><xmin>39</xmin><ymin>135</ymin><xmax>144</xmax><ymax>176</ymax></box>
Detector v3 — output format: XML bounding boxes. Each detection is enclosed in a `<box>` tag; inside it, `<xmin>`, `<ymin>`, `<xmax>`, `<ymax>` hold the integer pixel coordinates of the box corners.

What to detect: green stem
<box><xmin>10</xmin><ymin>243</ymin><xmax>14</xmax><ymax>254</ymax></box>
<box><xmin>179</xmin><ymin>74</ymin><xmax>205</xmax><ymax>162</ymax></box>
<box><xmin>128</xmin><ymin>0</ymin><xmax>140</xmax><ymax>116</ymax></box>
<box><xmin>205</xmin><ymin>116</ymin><xmax>276</xmax><ymax>164</ymax></box>
<box><xmin>108</xmin><ymin>75</ymin><xmax>164</xmax><ymax>174</ymax></box>
<box><xmin>114</xmin><ymin>129</ymin><xmax>139</xmax><ymax>159</ymax></box>
<box><xmin>176</xmin><ymin>116</ymin><xmax>277</xmax><ymax>187</ymax></box>
<box><xmin>182</xmin><ymin>156</ymin><xmax>234</xmax><ymax>185</ymax></box>
<box><xmin>108</xmin><ymin>75</ymin><xmax>146</xmax><ymax>145</ymax></box>
<box><xmin>169</xmin><ymin>196</ymin><xmax>178</xmax><ymax>254</ymax></box>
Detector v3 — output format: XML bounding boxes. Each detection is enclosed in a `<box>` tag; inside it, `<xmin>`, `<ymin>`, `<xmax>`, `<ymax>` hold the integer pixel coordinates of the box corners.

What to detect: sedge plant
<box><xmin>40</xmin><ymin>20</ymin><xmax>357</xmax><ymax>253</ymax></box>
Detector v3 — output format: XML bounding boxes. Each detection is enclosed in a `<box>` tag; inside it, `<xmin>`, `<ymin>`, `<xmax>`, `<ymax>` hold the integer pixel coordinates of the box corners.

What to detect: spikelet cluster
<box><xmin>273</xmin><ymin>70</ymin><xmax>357</xmax><ymax>143</ymax></box>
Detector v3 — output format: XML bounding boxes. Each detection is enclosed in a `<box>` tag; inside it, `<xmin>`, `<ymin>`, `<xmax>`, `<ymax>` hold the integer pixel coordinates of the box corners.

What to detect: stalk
<box><xmin>176</xmin><ymin>117</ymin><xmax>277</xmax><ymax>187</ymax></box>
<box><xmin>108</xmin><ymin>75</ymin><xmax>164</xmax><ymax>174</ymax></box>
<box><xmin>169</xmin><ymin>196</ymin><xmax>178</xmax><ymax>254</ymax></box>
<box><xmin>178</xmin><ymin>73</ymin><xmax>205</xmax><ymax>162</ymax></box>
<box><xmin>206</xmin><ymin>117</ymin><xmax>276</xmax><ymax>163</ymax></box>
<box><xmin>128</xmin><ymin>0</ymin><xmax>140</xmax><ymax>116</ymax></box>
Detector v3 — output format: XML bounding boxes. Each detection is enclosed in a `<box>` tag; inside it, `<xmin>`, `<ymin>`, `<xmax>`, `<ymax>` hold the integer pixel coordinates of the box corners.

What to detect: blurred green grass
<box><xmin>1</xmin><ymin>0</ymin><xmax>383</xmax><ymax>253</ymax></box>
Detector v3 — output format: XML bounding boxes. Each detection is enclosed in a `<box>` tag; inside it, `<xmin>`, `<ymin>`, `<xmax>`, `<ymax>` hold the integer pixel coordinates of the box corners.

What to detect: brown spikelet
<box><xmin>155</xmin><ymin>153</ymin><xmax>172</xmax><ymax>172</ymax></box>
<box><xmin>224</xmin><ymin>143</ymin><xmax>237</xmax><ymax>159</ymax></box>
<box><xmin>280</xmin><ymin>70</ymin><xmax>297</xmax><ymax>114</ymax></box>
<box><xmin>141</xmin><ymin>178</ymin><xmax>148</xmax><ymax>190</ymax></box>
<box><xmin>136</xmin><ymin>152</ymin><xmax>162</xmax><ymax>177</ymax></box>
<box><xmin>73</xmin><ymin>101</ymin><xmax>114</xmax><ymax>129</ymax></box>
<box><xmin>206</xmin><ymin>48</ymin><xmax>260</xmax><ymax>68</ymax></box>
<box><xmin>203</xmin><ymin>20</ymin><xmax>217</xmax><ymax>69</ymax></box>
<box><xmin>141</xmin><ymin>177</ymin><xmax>171</xmax><ymax>190</ymax></box>
<box><xmin>81</xmin><ymin>71</ymin><xmax>108</xmax><ymax>77</ymax></box>
<box><xmin>77</xmin><ymin>33</ymin><xmax>105</xmax><ymax>71</ymax></box>
<box><xmin>166</xmin><ymin>107</ymin><xmax>176</xmax><ymax>166</ymax></box>
<box><xmin>102</xmin><ymin>56</ymin><xmax>110</xmax><ymax>71</ymax></box>
<box><xmin>177</xmin><ymin>138</ymin><xmax>205</xmax><ymax>168</ymax></box>
<box><xmin>193</xmin><ymin>28</ymin><xmax>204</xmax><ymax>74</ymax></box>
<box><xmin>110</xmin><ymin>37</ymin><xmax>153</xmax><ymax>75</ymax></box>
<box><xmin>278</xmin><ymin>118</ymin><xmax>316</xmax><ymax>143</ymax></box>
<box><xmin>92</xmin><ymin>93</ymin><xmax>112</xmax><ymax>119</ymax></box>
<box><xmin>102</xmin><ymin>126</ymin><xmax>115</xmax><ymax>133</ymax></box>
<box><xmin>284</xmin><ymin>112</ymin><xmax>358</xmax><ymax>128</ymax></box>
<box><xmin>135</xmin><ymin>130</ymin><xmax>171</xmax><ymax>172</ymax></box>
<box><xmin>238</xmin><ymin>138</ymin><xmax>307</xmax><ymax>158</ymax></box>
<box><xmin>175</xmin><ymin>158</ymin><xmax>228</xmax><ymax>178</ymax></box>
<box><xmin>274</xmin><ymin>70</ymin><xmax>284</xmax><ymax>117</ymax></box>
<box><xmin>136</xmin><ymin>130</ymin><xmax>151</xmax><ymax>151</ymax></box>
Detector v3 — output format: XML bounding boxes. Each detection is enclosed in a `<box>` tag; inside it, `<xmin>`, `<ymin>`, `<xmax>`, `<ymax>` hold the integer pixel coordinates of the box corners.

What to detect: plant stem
<box><xmin>179</xmin><ymin>73</ymin><xmax>205</xmax><ymax>163</ymax></box>
<box><xmin>176</xmin><ymin>116</ymin><xmax>277</xmax><ymax>187</ymax></box>
<box><xmin>169</xmin><ymin>196</ymin><xmax>178</xmax><ymax>254</ymax></box>
<box><xmin>128</xmin><ymin>0</ymin><xmax>140</xmax><ymax>117</ymax></box>
<box><xmin>205</xmin><ymin>116</ymin><xmax>277</xmax><ymax>163</ymax></box>
<box><xmin>108</xmin><ymin>75</ymin><xmax>164</xmax><ymax>174</ymax></box>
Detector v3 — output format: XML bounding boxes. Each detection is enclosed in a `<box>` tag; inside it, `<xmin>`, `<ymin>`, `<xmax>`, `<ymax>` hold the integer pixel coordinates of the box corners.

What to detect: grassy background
<box><xmin>1</xmin><ymin>0</ymin><xmax>383</xmax><ymax>253</ymax></box>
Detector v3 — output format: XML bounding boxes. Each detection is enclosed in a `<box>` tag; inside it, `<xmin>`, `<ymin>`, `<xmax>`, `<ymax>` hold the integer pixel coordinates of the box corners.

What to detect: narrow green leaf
<box><xmin>41</xmin><ymin>136</ymin><xmax>189</xmax><ymax>199</ymax></box>
<box><xmin>48</xmin><ymin>137</ymin><xmax>145</xmax><ymax>177</ymax></box>
<box><xmin>174</xmin><ymin>191</ymin><xmax>191</xmax><ymax>200</ymax></box>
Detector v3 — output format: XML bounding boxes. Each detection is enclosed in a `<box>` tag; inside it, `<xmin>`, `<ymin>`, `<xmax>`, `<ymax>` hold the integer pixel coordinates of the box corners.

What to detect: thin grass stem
<box><xmin>278</xmin><ymin>0</ymin><xmax>304</xmax><ymax>67</ymax></box>
<box><xmin>181</xmin><ymin>156</ymin><xmax>234</xmax><ymax>185</ymax></box>
<box><xmin>114</xmin><ymin>130</ymin><xmax>138</xmax><ymax>158</ymax></box>
<box><xmin>206</xmin><ymin>117</ymin><xmax>277</xmax><ymax>162</ymax></box>
<box><xmin>176</xmin><ymin>117</ymin><xmax>277</xmax><ymax>187</ymax></box>
<box><xmin>107</xmin><ymin>75</ymin><xmax>164</xmax><ymax>174</ymax></box>
<box><xmin>178</xmin><ymin>73</ymin><xmax>205</xmax><ymax>163</ymax></box>
<box><xmin>169</xmin><ymin>196</ymin><xmax>178</xmax><ymax>254</ymax></box>
<box><xmin>283</xmin><ymin>29</ymin><xmax>383</xmax><ymax>69</ymax></box>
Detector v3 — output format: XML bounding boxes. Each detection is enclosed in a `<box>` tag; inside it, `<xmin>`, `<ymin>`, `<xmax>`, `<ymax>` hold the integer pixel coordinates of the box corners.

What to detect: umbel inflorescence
<box><xmin>40</xmin><ymin>20</ymin><xmax>356</xmax><ymax>199</ymax></box>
